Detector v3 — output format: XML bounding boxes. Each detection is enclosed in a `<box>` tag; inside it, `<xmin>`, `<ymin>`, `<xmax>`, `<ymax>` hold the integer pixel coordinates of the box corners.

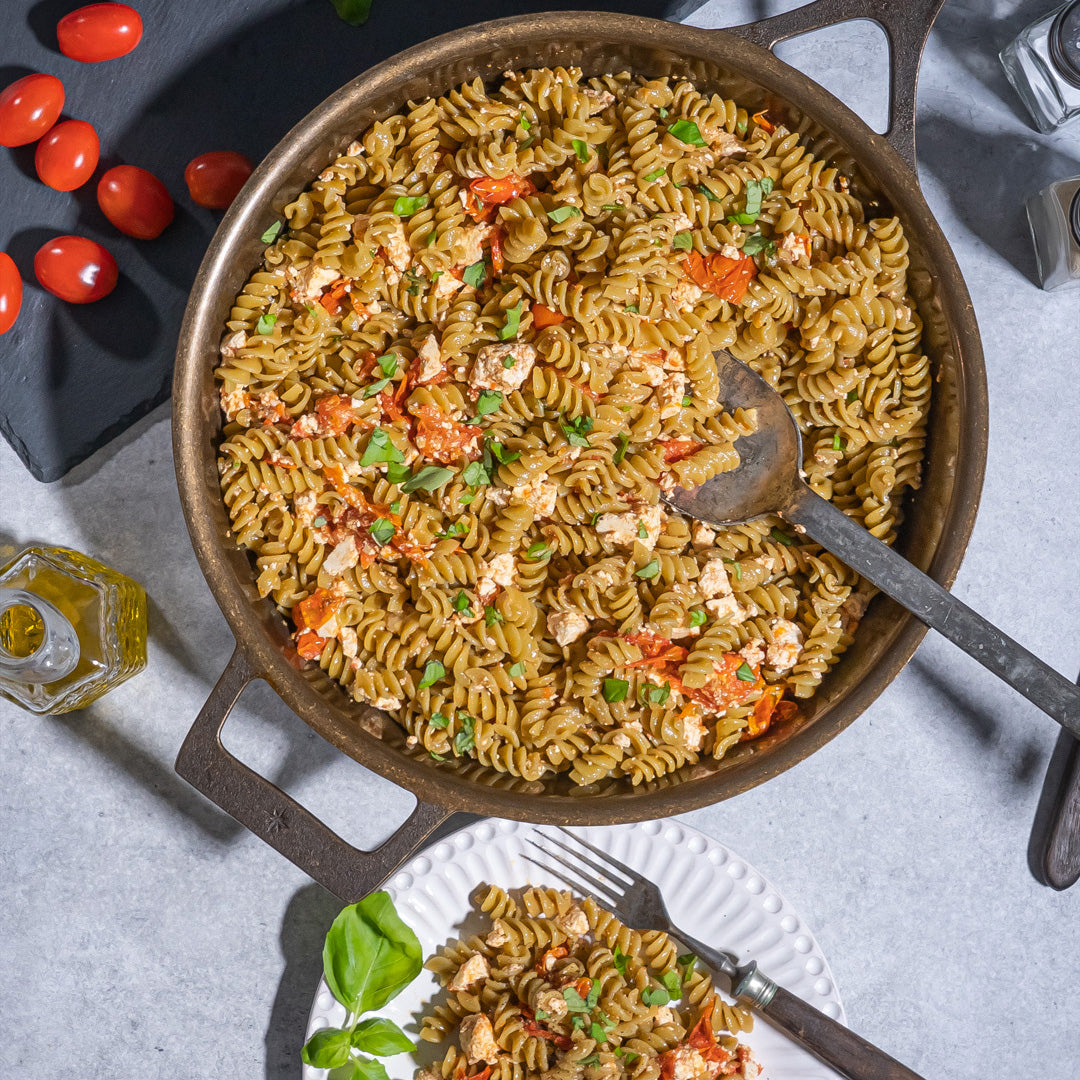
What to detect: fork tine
<box><xmin>524</xmin><ymin>838</ymin><xmax>623</xmax><ymax>905</ymax></box>
<box><xmin>551</xmin><ymin>826</ymin><xmax>642</xmax><ymax>886</ymax></box>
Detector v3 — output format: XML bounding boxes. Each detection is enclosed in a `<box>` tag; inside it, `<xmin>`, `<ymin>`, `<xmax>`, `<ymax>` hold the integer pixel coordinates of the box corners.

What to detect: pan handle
<box><xmin>175</xmin><ymin>647</ymin><xmax>454</xmax><ymax>900</ymax></box>
<box><xmin>726</xmin><ymin>0</ymin><xmax>946</xmax><ymax>171</ymax></box>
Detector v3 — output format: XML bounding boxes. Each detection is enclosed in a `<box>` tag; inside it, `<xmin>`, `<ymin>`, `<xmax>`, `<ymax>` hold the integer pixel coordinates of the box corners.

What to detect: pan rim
<box><xmin>172</xmin><ymin>9</ymin><xmax>988</xmax><ymax>823</ymax></box>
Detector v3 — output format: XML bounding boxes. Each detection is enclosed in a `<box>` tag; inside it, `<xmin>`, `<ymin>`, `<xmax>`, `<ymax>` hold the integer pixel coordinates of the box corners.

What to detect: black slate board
<box><xmin>1</xmin><ymin>0</ymin><xmax>685</xmax><ymax>482</ymax></box>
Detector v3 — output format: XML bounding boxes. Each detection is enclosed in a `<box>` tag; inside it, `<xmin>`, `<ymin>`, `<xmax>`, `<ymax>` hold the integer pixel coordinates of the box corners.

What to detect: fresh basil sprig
<box><xmin>301</xmin><ymin>892</ymin><xmax>422</xmax><ymax>1074</ymax></box>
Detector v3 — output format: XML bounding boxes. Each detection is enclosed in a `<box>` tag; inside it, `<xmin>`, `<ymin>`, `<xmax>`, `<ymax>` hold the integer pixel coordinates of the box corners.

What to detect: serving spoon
<box><xmin>662</xmin><ymin>351</ymin><xmax>1080</xmax><ymax>734</ymax></box>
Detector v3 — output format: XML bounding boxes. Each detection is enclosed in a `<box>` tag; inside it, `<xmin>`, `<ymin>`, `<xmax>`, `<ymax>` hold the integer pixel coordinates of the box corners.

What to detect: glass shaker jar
<box><xmin>1027</xmin><ymin>175</ymin><xmax>1080</xmax><ymax>289</ymax></box>
<box><xmin>1000</xmin><ymin>1</ymin><xmax>1080</xmax><ymax>132</ymax></box>
<box><xmin>0</xmin><ymin>545</ymin><xmax>147</xmax><ymax>714</ymax></box>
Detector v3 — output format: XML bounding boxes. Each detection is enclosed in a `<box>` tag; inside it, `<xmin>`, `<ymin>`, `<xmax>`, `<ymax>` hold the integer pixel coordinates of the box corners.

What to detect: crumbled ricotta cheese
<box><xmin>691</xmin><ymin>522</ymin><xmax>716</xmax><ymax>550</ymax></box>
<box><xmin>512</xmin><ymin>474</ymin><xmax>558</xmax><ymax>518</ymax></box>
<box><xmin>547</xmin><ymin>610</ymin><xmax>590</xmax><ymax>646</ymax></box>
<box><xmin>668</xmin><ymin>1047</ymin><xmax>708</xmax><ymax>1080</ymax></box>
<box><xmin>668</xmin><ymin>279</ymin><xmax>703</xmax><ymax>314</ymax></box>
<box><xmin>555</xmin><ymin>905</ymin><xmax>589</xmax><ymax>937</ymax></box>
<box><xmin>535</xmin><ymin>987</ymin><xmax>568</xmax><ymax>1018</ymax></box>
<box><xmin>415</xmin><ymin>333</ymin><xmax>444</xmax><ymax>385</ymax></box>
<box><xmin>433</xmin><ymin>272</ymin><xmax>464</xmax><ymax>300</ymax></box>
<box><xmin>584</xmin><ymin>88</ymin><xmax>615</xmax><ymax>115</ymax></box>
<box><xmin>611</xmin><ymin>732</ymin><xmax>631</xmax><ymax>749</ymax></box>
<box><xmin>285</xmin><ymin>261</ymin><xmax>340</xmax><ymax>304</ymax></box>
<box><xmin>448</xmin><ymin>952</ymin><xmax>489</xmax><ymax>992</ymax></box>
<box><xmin>738</xmin><ymin>640</ymin><xmax>765</xmax><ymax>667</ymax></box>
<box><xmin>766</xmin><ymin>618</ymin><xmax>803</xmax><ymax>671</ymax></box>
<box><xmin>682</xmin><ymin>706</ymin><xmax>707</xmax><ymax>752</ymax></box>
<box><xmin>383</xmin><ymin>218</ymin><xmax>412</xmax><ymax>272</ymax></box>
<box><xmin>220</xmin><ymin>387</ymin><xmax>251</xmax><ymax>421</ymax></box>
<box><xmin>372</xmin><ymin>695</ymin><xmax>402</xmax><ymax>711</ymax></box>
<box><xmin>459</xmin><ymin>1014</ymin><xmax>499</xmax><ymax>1064</ymax></box>
<box><xmin>720</xmin><ymin>242</ymin><xmax>742</xmax><ymax>260</ymax></box>
<box><xmin>777</xmin><ymin>231</ymin><xmax>810</xmax><ymax>265</ymax></box>
<box><xmin>220</xmin><ymin>330</ymin><xmax>247</xmax><ymax>358</ymax></box>
<box><xmin>698</xmin><ymin>557</ymin><xmax>735</xmax><ymax>600</ymax></box>
<box><xmin>469</xmin><ymin>342</ymin><xmax>538</xmax><ymax>392</ymax></box>
<box><xmin>595</xmin><ymin>505</ymin><xmax>664</xmax><ymax>549</ymax></box>
<box><xmin>654</xmin><ymin>368</ymin><xmax>687</xmax><ymax>420</ymax></box>
<box><xmin>339</xmin><ymin>626</ymin><xmax>358</xmax><ymax>659</ymax></box>
<box><xmin>457</xmin><ymin>224</ymin><xmax>493</xmax><ymax>267</ymax></box>
<box><xmin>323</xmin><ymin>536</ymin><xmax>359</xmax><ymax>577</ymax></box>
<box><xmin>485</xmin><ymin>919</ymin><xmax>510</xmax><ymax>948</ymax></box>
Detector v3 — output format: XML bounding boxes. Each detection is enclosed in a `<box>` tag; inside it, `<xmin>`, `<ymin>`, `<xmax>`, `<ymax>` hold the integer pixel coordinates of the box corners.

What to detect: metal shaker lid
<box><xmin>1050</xmin><ymin>1</ymin><xmax>1080</xmax><ymax>88</ymax></box>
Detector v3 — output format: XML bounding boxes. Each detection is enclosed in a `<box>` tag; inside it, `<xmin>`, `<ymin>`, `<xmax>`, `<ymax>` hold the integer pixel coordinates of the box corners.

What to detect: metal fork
<box><xmin>526</xmin><ymin>828</ymin><xmax>927</xmax><ymax>1080</ymax></box>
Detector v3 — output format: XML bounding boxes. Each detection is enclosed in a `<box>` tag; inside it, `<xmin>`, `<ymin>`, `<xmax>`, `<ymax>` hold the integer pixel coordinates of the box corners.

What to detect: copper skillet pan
<box><xmin>172</xmin><ymin>0</ymin><xmax>987</xmax><ymax>901</ymax></box>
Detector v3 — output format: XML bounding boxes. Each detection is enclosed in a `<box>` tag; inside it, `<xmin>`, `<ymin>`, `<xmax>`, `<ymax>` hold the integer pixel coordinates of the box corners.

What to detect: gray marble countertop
<box><xmin>2</xmin><ymin>2</ymin><xmax>1079</xmax><ymax>1077</ymax></box>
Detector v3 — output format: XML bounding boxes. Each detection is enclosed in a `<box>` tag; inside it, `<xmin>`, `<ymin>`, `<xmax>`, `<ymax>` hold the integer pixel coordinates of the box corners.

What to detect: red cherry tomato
<box><xmin>34</xmin><ymin>119</ymin><xmax>100</xmax><ymax>191</ymax></box>
<box><xmin>57</xmin><ymin>3</ymin><xmax>143</xmax><ymax>63</ymax></box>
<box><xmin>184</xmin><ymin>151</ymin><xmax>253</xmax><ymax>209</ymax></box>
<box><xmin>0</xmin><ymin>253</ymin><xmax>23</xmax><ymax>335</ymax></box>
<box><xmin>0</xmin><ymin>73</ymin><xmax>64</xmax><ymax>147</ymax></box>
<box><xmin>96</xmin><ymin>165</ymin><xmax>174</xmax><ymax>239</ymax></box>
<box><xmin>34</xmin><ymin>236</ymin><xmax>118</xmax><ymax>304</ymax></box>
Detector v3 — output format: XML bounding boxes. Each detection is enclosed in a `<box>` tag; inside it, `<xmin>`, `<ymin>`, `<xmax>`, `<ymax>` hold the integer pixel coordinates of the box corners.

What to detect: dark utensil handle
<box><xmin>1043</xmin><ymin>728</ymin><xmax>1080</xmax><ymax>889</ymax></box>
<box><xmin>726</xmin><ymin>0</ymin><xmax>946</xmax><ymax>170</ymax></box>
<box><xmin>174</xmin><ymin>647</ymin><xmax>453</xmax><ymax>900</ymax></box>
<box><xmin>784</xmin><ymin>485</ymin><xmax>1080</xmax><ymax>734</ymax></box>
<box><xmin>735</xmin><ymin>964</ymin><xmax>926</xmax><ymax>1080</ymax></box>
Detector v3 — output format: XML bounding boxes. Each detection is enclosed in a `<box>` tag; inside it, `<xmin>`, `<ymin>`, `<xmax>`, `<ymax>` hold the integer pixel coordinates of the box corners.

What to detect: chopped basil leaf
<box><xmin>418</xmin><ymin>660</ymin><xmax>445</xmax><ymax>689</ymax></box>
<box><xmin>641</xmin><ymin>985</ymin><xmax>671</xmax><ymax>1007</ymax></box>
<box><xmin>519</xmin><ymin>111</ymin><xmax>531</xmax><ymax>131</ymax></box>
<box><xmin>681</xmin><ymin>395</ymin><xmax>692</xmax><ymax>407</ymax></box>
<box><xmin>256</xmin><ymin>313</ymin><xmax>277</xmax><ymax>335</ymax></box>
<box><xmin>741</xmin><ymin>232</ymin><xmax>772</xmax><ymax>256</ymax></box>
<box><xmin>736</xmin><ymin>117</ymin><xmax>748</xmax><ymax>135</ymax></box>
<box><xmin>509</xmin><ymin>661</ymin><xmax>526</xmax><ymax>678</ymax></box>
<box><xmin>402</xmin><ymin>466</ymin><xmax>454</xmax><ymax>493</ymax></box>
<box><xmin>635</xmin><ymin>559</ymin><xmax>660</xmax><ymax>579</ymax></box>
<box><xmin>770</xmin><ymin>526</ymin><xmax>793</xmax><ymax>546</ymax></box>
<box><xmin>392</xmin><ymin>195</ymin><xmax>429</xmax><ymax>216</ymax></box>
<box><xmin>602</xmin><ymin>678</ymin><xmax>629</xmax><ymax>703</ymax></box>
<box><xmin>590</xmin><ymin>511</ymin><xmax>600</xmax><ymax>526</ymax></box>
<box><xmin>601</xmin><ymin>203</ymin><xmax>625</xmax><ymax>211</ymax></box>
<box><xmin>502</xmin><ymin>355</ymin><xmax>515</xmax><ymax>368</ymax></box>
<box><xmin>452</xmin><ymin>590</ymin><xmax>474</xmax><ymax>617</ymax></box>
<box><xmin>485</xmin><ymin>605</ymin><xmax>504</xmax><ymax>626</ymax></box>
<box><xmin>637</xmin><ymin>521</ymin><xmax>648</xmax><ymax>539</ymax></box>
<box><xmin>613</xmin><ymin>947</ymin><xmax>628</xmax><ymax>976</ymax></box>
<box><xmin>389</xmin><ymin>500</ymin><xmax>401</xmax><ymax>514</ymax></box>
<box><xmin>429</xmin><ymin>711</ymin><xmax>449</xmax><ymax>728</ymax></box>
<box><xmin>535</xmin><ymin>1009</ymin><xmax>548</xmax><ymax>1020</ymax></box>
<box><xmin>436</xmin><ymin>521</ymin><xmax>468</xmax><ymax>539</ymax></box>
<box><xmin>459</xmin><ymin>491</ymin><xmax>476</xmax><ymax>505</ymax></box>
<box><xmin>386</xmin><ymin>461</ymin><xmax>411</xmax><ymax>485</ymax></box>
<box><xmin>463</xmin><ymin>259</ymin><xmax>486</xmax><ymax>288</ymax></box>
<box><xmin>697</xmin><ymin>183</ymin><xmax>719</xmax><ymax>202</ymax></box>
<box><xmin>260</xmin><ymin>221</ymin><xmax>283</xmax><ymax>244</ymax></box>
<box><xmin>743</xmin><ymin>178</ymin><xmax>766</xmax><ymax>217</ymax></box>
<box><xmin>363</xmin><ymin>376</ymin><xmax>392</xmax><ymax>398</ymax></box>
<box><xmin>331</xmin><ymin>0</ymin><xmax>372</xmax><ymax>26</ymax></box>
<box><xmin>426</xmin><ymin>230</ymin><xmax>437</xmax><ymax>247</ymax></box>
<box><xmin>360</xmin><ymin>427</ymin><xmax>405</xmax><ymax>466</ymax></box>
<box><xmin>833</xmin><ymin>433</ymin><xmax>844</xmax><ymax>451</ymax></box>
<box><xmin>677</xmin><ymin>953</ymin><xmax>698</xmax><ymax>982</ymax></box>
<box><xmin>376</xmin><ymin>352</ymin><xmax>399</xmax><ymax>376</ymax></box>
<box><xmin>689</xmin><ymin>608</ymin><xmax>706</xmax><ymax>628</ymax></box>
<box><xmin>429</xmin><ymin>751</ymin><xmax>446</xmax><ymax>761</ymax></box>
<box><xmin>453</xmin><ymin>714</ymin><xmax>476</xmax><ymax>755</ymax></box>
<box><xmin>499</xmin><ymin>301</ymin><xmax>523</xmax><ymax>341</ymax></box>
<box><xmin>548</xmin><ymin>205</ymin><xmax>582</xmax><ymax>223</ymax></box>
<box><xmin>723</xmin><ymin>557</ymin><xmax>743</xmax><ymax>581</ymax></box>
<box><xmin>488</xmin><ymin>440</ymin><xmax>521</xmax><ymax>465</ymax></box>
<box><xmin>846</xmin><ymin>388</ymin><xmax>859</xmax><ymax>403</ymax></box>
<box><xmin>572</xmin><ymin>138</ymin><xmax>590</xmax><ymax>162</ymax></box>
<box><xmin>590</xmin><ymin>1022</ymin><xmax>609</xmax><ymax>1044</ymax></box>
<box><xmin>736</xmin><ymin>661</ymin><xmax>756</xmax><ymax>682</ymax></box>
<box><xmin>614</xmin><ymin>432</ymin><xmax>630</xmax><ymax>465</ymax></box>
<box><xmin>644</xmin><ymin>683</ymin><xmax>670</xmax><ymax>706</ymax></box>
<box><xmin>312</xmin><ymin>515</ymin><xmax>327</xmax><ymax>528</ymax></box>
<box><xmin>644</xmin><ymin>167</ymin><xmax>665</xmax><ymax>182</ymax></box>
<box><xmin>579</xmin><ymin>1055</ymin><xmax>600</xmax><ymax>1068</ymax></box>
<box><xmin>519</xmin><ymin>136</ymin><xmax>534</xmax><ymax>150</ymax></box>
<box><xmin>624</xmin><ymin>304</ymin><xmax>639</xmax><ymax>313</ymax></box>
<box><xmin>526</xmin><ymin>541</ymin><xmax>550</xmax><ymax>561</ymax></box>
<box><xmin>462</xmin><ymin>460</ymin><xmax>491</xmax><ymax>487</ymax></box>
<box><xmin>668</xmin><ymin>119</ymin><xmax>705</xmax><ymax>146</ymax></box>
<box><xmin>561</xmin><ymin>413</ymin><xmax>594</xmax><ymax>448</ymax></box>
<box><xmin>672</xmin><ymin>231</ymin><xmax>693</xmax><ymax>251</ymax></box>
<box><xmin>660</xmin><ymin>970</ymin><xmax>683</xmax><ymax>999</ymax></box>
<box><xmin>369</xmin><ymin>517</ymin><xmax>395</xmax><ymax>545</ymax></box>
<box><xmin>615</xmin><ymin>1049</ymin><xmax>639</xmax><ymax>1063</ymax></box>
<box><xmin>476</xmin><ymin>390</ymin><xmax>503</xmax><ymax>416</ymax></box>
<box><xmin>728</xmin><ymin>212</ymin><xmax>757</xmax><ymax>225</ymax></box>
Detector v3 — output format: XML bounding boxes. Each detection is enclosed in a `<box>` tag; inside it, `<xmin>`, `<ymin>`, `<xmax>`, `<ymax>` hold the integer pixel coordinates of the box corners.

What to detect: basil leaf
<box><xmin>453</xmin><ymin>713</ymin><xmax>476</xmax><ymax>755</ymax></box>
<box><xmin>489</xmin><ymin>440</ymin><xmax>521</xmax><ymax>465</ymax></box>
<box><xmin>363</xmin><ymin>376</ymin><xmax>391</xmax><ymax>397</ymax></box>
<box><xmin>256</xmin><ymin>313</ymin><xmax>276</xmax><ymax>335</ymax></box>
<box><xmin>614</xmin><ymin>432</ymin><xmax>630</xmax><ymax>465</ymax></box>
<box><xmin>602</xmin><ymin>678</ymin><xmax>628</xmax><ymax>703</ymax></box>
<box><xmin>601</xmin><ymin>203</ymin><xmax>625</xmax><ymax>211</ymax></box>
<box><xmin>426</xmin><ymin>230</ymin><xmax>437</xmax><ymax>247</ymax></box>
<box><xmin>519</xmin><ymin>111</ymin><xmax>531</xmax><ymax>130</ymax></box>
<box><xmin>476</xmin><ymin>390</ymin><xmax>503</xmax><ymax>416</ymax></box>
<box><xmin>689</xmin><ymin>608</ymin><xmax>706</xmax><ymax>628</ymax></box>
<box><xmin>832</xmin><ymin>432</ymin><xmax>844</xmax><ymax>451</ymax></box>
<box><xmin>361</xmin><ymin>428</ymin><xmax>405</xmax><ymax>466</ymax></box>
<box><xmin>672</xmin><ymin>231</ymin><xmax>692</xmax><ymax>251</ymax></box>
<box><xmin>376</xmin><ymin>352</ymin><xmax>399</xmax><ymax>376</ymax></box>
<box><xmin>386</xmin><ymin>461</ymin><xmax>411</xmax><ymax>485</ymax></box>
<box><xmin>735</xmin><ymin>661</ymin><xmax>756</xmax><ymax>682</ymax></box>
<box><xmin>313</xmin><ymin>516</ymin><xmax>327</xmax><ymax>528</ymax></box>
<box><xmin>643</xmin><ymin>167</ymin><xmax>665</xmax><ymax>182</ymax></box>
<box><xmin>616</xmin><ymin>1049</ymin><xmax>639</xmax><ymax>1063</ymax></box>
<box><xmin>370</xmin><ymin>518</ymin><xmax>395</xmax><ymax>545</ymax></box>
<box><xmin>499</xmin><ymin>301</ymin><xmax>523</xmax><ymax>341</ymax></box>
<box><xmin>661</xmin><ymin>970</ymin><xmax>683</xmax><ymax>999</ymax></box>
<box><xmin>418</xmin><ymin>660</ymin><xmax>445</xmax><ymax>689</ymax></box>
<box><xmin>389</xmin><ymin>501</ymin><xmax>401</xmax><ymax>514</ymax></box>
<box><xmin>770</xmin><ymin>526</ymin><xmax>793</xmax><ymax>546</ymax></box>
<box><xmin>744</xmin><ymin>178</ymin><xmax>765</xmax><ymax>217</ymax></box>
<box><xmin>724</xmin><ymin>557</ymin><xmax>743</xmax><ymax>581</ymax></box>
<box><xmin>502</xmin><ymin>355</ymin><xmax>515</xmax><ymax>369</ymax></box>
<box><xmin>736</xmin><ymin>116</ymin><xmax>748</xmax><ymax>135</ymax></box>
<box><xmin>613</xmin><ymin>946</ymin><xmax>628</xmax><ymax>975</ymax></box>
<box><xmin>562</xmin><ymin>986</ymin><xmax>589</xmax><ymax>1012</ymax></box>
<box><xmin>535</xmin><ymin>1009</ymin><xmax>549</xmax><ymax>1020</ymax></box>
<box><xmin>452</xmin><ymin>591</ymin><xmax>473</xmax><ymax>616</ymax></box>
<box><xmin>681</xmin><ymin>395</ymin><xmax>692</xmax><ymax>407</ymax></box>
<box><xmin>349</xmin><ymin>1056</ymin><xmax>392</xmax><ymax>1080</ymax></box>
<box><xmin>301</xmin><ymin>1027</ymin><xmax>352</xmax><ymax>1069</ymax></box>
<box><xmin>351</xmin><ymin>1017</ymin><xmax>417</xmax><ymax>1056</ymax></box>
<box><xmin>561</xmin><ymin>423</ymin><xmax>591</xmax><ymax>448</ymax></box>
<box><xmin>330</xmin><ymin>0</ymin><xmax>373</xmax><ymax>26</ymax></box>
<box><xmin>509</xmin><ymin>661</ymin><xmax>526</xmax><ymax>677</ymax></box>
<box><xmin>485</xmin><ymin>605</ymin><xmax>504</xmax><ymax>626</ymax></box>
<box><xmin>429</xmin><ymin>711</ymin><xmax>449</xmax><ymax>729</ymax></box>
<box><xmin>548</xmin><ymin>205</ymin><xmax>582</xmax><ymax>223</ymax></box>
<box><xmin>741</xmin><ymin>233</ymin><xmax>769</xmax><ymax>255</ymax></box>
<box><xmin>668</xmin><ymin>119</ymin><xmax>705</xmax><ymax>146</ymax></box>
<box><xmin>260</xmin><ymin>221</ymin><xmax>283</xmax><ymax>244</ymax></box>
<box><xmin>637</xmin><ymin>521</ymin><xmax>648</xmax><ymax>539</ymax></box>
<box><xmin>644</xmin><ymin>683</ymin><xmax>670</xmax><ymax>706</ymax></box>
<box><xmin>526</xmin><ymin>541</ymin><xmax>550</xmax><ymax>560</ymax></box>
<box><xmin>697</xmin><ymin>183</ymin><xmax>719</xmax><ymax>202</ymax></box>
<box><xmin>392</xmin><ymin>195</ymin><xmax>429</xmax><ymax>217</ymax></box>
<box><xmin>635</xmin><ymin>559</ymin><xmax>660</xmax><ymax>579</ymax></box>
<box><xmin>579</xmin><ymin>1054</ymin><xmax>600</xmax><ymax>1068</ymax></box>
<box><xmin>641</xmin><ymin>985</ymin><xmax>671</xmax><ymax>1007</ymax></box>
<box><xmin>624</xmin><ymin>304</ymin><xmax>639</xmax><ymax>314</ymax></box>
<box><xmin>572</xmin><ymin>138</ymin><xmax>590</xmax><ymax>162</ymax></box>
<box><xmin>846</xmin><ymin>388</ymin><xmax>859</xmax><ymax>404</ymax></box>
<box><xmin>322</xmin><ymin>892</ymin><xmax>423</xmax><ymax>1014</ymax></box>
<box><xmin>677</xmin><ymin>953</ymin><xmax>698</xmax><ymax>982</ymax></box>
<box><xmin>402</xmin><ymin>466</ymin><xmax>454</xmax><ymax>493</ymax></box>
<box><xmin>463</xmin><ymin>460</ymin><xmax>490</xmax><ymax>487</ymax></box>
<box><xmin>463</xmin><ymin>259</ymin><xmax>486</xmax><ymax>288</ymax></box>
<box><xmin>590</xmin><ymin>1022</ymin><xmax>609</xmax><ymax>1044</ymax></box>
<box><xmin>728</xmin><ymin>212</ymin><xmax>756</xmax><ymax>225</ymax></box>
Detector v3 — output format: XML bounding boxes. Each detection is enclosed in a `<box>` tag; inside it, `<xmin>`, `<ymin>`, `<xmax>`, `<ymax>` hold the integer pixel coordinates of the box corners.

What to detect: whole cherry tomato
<box><xmin>0</xmin><ymin>73</ymin><xmax>64</xmax><ymax>147</ymax></box>
<box><xmin>35</xmin><ymin>119</ymin><xmax>100</xmax><ymax>191</ymax></box>
<box><xmin>57</xmin><ymin>3</ymin><xmax>143</xmax><ymax>62</ymax></box>
<box><xmin>0</xmin><ymin>252</ymin><xmax>23</xmax><ymax>335</ymax></box>
<box><xmin>34</xmin><ymin>236</ymin><xmax>118</xmax><ymax>304</ymax></box>
<box><xmin>184</xmin><ymin>151</ymin><xmax>253</xmax><ymax>209</ymax></box>
<box><xmin>96</xmin><ymin>164</ymin><xmax>174</xmax><ymax>239</ymax></box>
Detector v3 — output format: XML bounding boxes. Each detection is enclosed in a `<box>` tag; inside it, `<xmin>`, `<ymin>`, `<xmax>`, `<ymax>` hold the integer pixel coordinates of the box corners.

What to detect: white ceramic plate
<box><xmin>304</xmin><ymin>818</ymin><xmax>845</xmax><ymax>1080</ymax></box>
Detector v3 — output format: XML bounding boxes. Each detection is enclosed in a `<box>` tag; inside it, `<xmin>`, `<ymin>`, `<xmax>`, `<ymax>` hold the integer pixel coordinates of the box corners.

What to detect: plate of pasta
<box><xmin>215</xmin><ymin>63</ymin><xmax>927</xmax><ymax>792</ymax></box>
<box><xmin>303</xmin><ymin>818</ymin><xmax>845</xmax><ymax>1080</ymax></box>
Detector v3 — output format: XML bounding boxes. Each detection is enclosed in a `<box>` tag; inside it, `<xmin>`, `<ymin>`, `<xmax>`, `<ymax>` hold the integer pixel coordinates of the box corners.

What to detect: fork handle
<box><xmin>733</xmin><ymin>963</ymin><xmax>927</xmax><ymax>1080</ymax></box>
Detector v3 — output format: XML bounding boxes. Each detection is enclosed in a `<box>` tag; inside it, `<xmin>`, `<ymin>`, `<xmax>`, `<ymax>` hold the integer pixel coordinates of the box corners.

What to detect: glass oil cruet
<box><xmin>0</xmin><ymin>545</ymin><xmax>147</xmax><ymax>714</ymax></box>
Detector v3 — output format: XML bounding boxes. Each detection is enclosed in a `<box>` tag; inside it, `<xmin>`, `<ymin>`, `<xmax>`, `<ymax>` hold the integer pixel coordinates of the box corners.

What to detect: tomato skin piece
<box><xmin>0</xmin><ymin>73</ymin><xmax>64</xmax><ymax>147</ymax></box>
<box><xmin>34</xmin><ymin>119</ymin><xmax>100</xmax><ymax>191</ymax></box>
<box><xmin>0</xmin><ymin>253</ymin><xmax>23</xmax><ymax>335</ymax></box>
<box><xmin>96</xmin><ymin>165</ymin><xmax>174</xmax><ymax>239</ymax></box>
<box><xmin>184</xmin><ymin>151</ymin><xmax>254</xmax><ymax>209</ymax></box>
<box><xmin>34</xmin><ymin>236</ymin><xmax>118</xmax><ymax>304</ymax></box>
<box><xmin>57</xmin><ymin>4</ymin><xmax>143</xmax><ymax>63</ymax></box>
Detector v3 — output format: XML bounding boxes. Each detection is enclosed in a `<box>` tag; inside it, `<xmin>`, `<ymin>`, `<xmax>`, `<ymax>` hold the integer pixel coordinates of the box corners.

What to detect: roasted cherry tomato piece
<box><xmin>0</xmin><ymin>252</ymin><xmax>23</xmax><ymax>335</ymax></box>
<box><xmin>57</xmin><ymin>3</ymin><xmax>143</xmax><ymax>62</ymax></box>
<box><xmin>96</xmin><ymin>164</ymin><xmax>174</xmax><ymax>238</ymax></box>
<box><xmin>35</xmin><ymin>119</ymin><xmax>100</xmax><ymax>191</ymax></box>
<box><xmin>0</xmin><ymin>73</ymin><xmax>64</xmax><ymax>147</ymax></box>
<box><xmin>34</xmin><ymin>235</ymin><xmax>118</xmax><ymax>304</ymax></box>
<box><xmin>184</xmin><ymin>151</ymin><xmax>253</xmax><ymax>209</ymax></box>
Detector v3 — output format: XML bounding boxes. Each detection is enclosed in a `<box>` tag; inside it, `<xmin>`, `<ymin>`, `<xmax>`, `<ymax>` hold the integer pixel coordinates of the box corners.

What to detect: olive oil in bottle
<box><xmin>0</xmin><ymin>545</ymin><xmax>147</xmax><ymax>714</ymax></box>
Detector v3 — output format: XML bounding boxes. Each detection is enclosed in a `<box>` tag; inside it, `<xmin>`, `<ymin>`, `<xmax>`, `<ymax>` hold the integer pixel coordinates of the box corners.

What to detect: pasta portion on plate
<box><xmin>418</xmin><ymin>885</ymin><xmax>760</xmax><ymax>1080</ymax></box>
<box><xmin>215</xmin><ymin>67</ymin><xmax>929</xmax><ymax>787</ymax></box>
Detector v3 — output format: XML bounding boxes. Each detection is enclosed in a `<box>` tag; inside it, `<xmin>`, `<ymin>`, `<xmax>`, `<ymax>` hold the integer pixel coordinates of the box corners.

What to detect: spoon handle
<box><xmin>784</xmin><ymin>484</ymin><xmax>1080</xmax><ymax>735</ymax></box>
